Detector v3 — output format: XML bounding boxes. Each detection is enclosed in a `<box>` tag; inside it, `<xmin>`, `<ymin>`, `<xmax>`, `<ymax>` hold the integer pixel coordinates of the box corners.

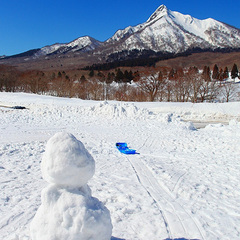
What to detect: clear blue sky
<box><xmin>1</xmin><ymin>0</ymin><xmax>240</xmax><ymax>56</ymax></box>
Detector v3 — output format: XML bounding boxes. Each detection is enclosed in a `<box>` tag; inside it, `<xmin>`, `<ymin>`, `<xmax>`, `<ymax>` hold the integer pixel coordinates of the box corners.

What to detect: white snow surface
<box><xmin>41</xmin><ymin>132</ymin><xmax>95</xmax><ymax>187</ymax></box>
<box><xmin>1</xmin><ymin>92</ymin><xmax>240</xmax><ymax>240</ymax></box>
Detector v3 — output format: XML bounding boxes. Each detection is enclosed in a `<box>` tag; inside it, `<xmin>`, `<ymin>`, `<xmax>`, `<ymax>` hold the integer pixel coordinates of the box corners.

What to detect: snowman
<box><xmin>30</xmin><ymin>132</ymin><xmax>112</xmax><ymax>240</ymax></box>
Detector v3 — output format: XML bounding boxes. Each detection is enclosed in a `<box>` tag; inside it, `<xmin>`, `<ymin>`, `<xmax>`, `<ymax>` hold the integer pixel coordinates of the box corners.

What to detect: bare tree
<box><xmin>137</xmin><ymin>69</ymin><xmax>166</xmax><ymax>101</ymax></box>
<box><xmin>186</xmin><ymin>73</ymin><xmax>203</xmax><ymax>103</ymax></box>
<box><xmin>173</xmin><ymin>76</ymin><xmax>191</xmax><ymax>102</ymax></box>
<box><xmin>198</xmin><ymin>80</ymin><xmax>220</xmax><ymax>102</ymax></box>
<box><xmin>0</xmin><ymin>65</ymin><xmax>19</xmax><ymax>92</ymax></box>
<box><xmin>221</xmin><ymin>81</ymin><xmax>238</xmax><ymax>102</ymax></box>
<box><xmin>89</xmin><ymin>79</ymin><xmax>104</xmax><ymax>100</ymax></box>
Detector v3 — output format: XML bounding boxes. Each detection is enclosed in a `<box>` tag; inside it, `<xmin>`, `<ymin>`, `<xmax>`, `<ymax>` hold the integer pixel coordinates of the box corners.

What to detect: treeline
<box><xmin>83</xmin><ymin>48</ymin><xmax>240</xmax><ymax>71</ymax></box>
<box><xmin>83</xmin><ymin>50</ymin><xmax>193</xmax><ymax>71</ymax></box>
<box><xmin>0</xmin><ymin>63</ymin><xmax>239</xmax><ymax>102</ymax></box>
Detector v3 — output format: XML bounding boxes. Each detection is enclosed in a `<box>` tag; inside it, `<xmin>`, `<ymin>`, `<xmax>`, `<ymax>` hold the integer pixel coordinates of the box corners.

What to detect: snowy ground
<box><xmin>1</xmin><ymin>92</ymin><xmax>240</xmax><ymax>240</ymax></box>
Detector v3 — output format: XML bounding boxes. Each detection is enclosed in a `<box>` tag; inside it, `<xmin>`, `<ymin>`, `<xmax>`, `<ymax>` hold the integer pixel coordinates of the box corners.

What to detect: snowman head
<box><xmin>41</xmin><ymin>132</ymin><xmax>95</xmax><ymax>188</ymax></box>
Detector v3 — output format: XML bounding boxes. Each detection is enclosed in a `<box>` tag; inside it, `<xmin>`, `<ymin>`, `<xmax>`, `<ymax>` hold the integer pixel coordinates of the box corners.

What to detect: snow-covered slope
<box><xmin>34</xmin><ymin>36</ymin><xmax>102</xmax><ymax>57</ymax></box>
<box><xmin>107</xmin><ymin>4</ymin><xmax>240</xmax><ymax>53</ymax></box>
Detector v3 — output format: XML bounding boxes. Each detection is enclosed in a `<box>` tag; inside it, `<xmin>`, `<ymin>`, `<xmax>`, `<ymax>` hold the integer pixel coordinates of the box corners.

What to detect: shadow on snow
<box><xmin>111</xmin><ymin>237</ymin><xmax>125</xmax><ymax>240</ymax></box>
<box><xmin>164</xmin><ymin>238</ymin><xmax>201</xmax><ymax>240</ymax></box>
<box><xmin>111</xmin><ymin>237</ymin><xmax>201</xmax><ymax>240</ymax></box>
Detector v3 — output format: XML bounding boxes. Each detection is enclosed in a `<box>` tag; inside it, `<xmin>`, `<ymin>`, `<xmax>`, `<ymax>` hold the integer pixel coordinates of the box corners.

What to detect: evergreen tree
<box><xmin>89</xmin><ymin>69</ymin><xmax>94</xmax><ymax>78</ymax></box>
<box><xmin>202</xmin><ymin>66</ymin><xmax>211</xmax><ymax>81</ymax></box>
<box><xmin>129</xmin><ymin>70</ymin><xmax>133</xmax><ymax>81</ymax></box>
<box><xmin>231</xmin><ymin>64</ymin><xmax>238</xmax><ymax>79</ymax></box>
<box><xmin>212</xmin><ymin>64</ymin><xmax>220</xmax><ymax>80</ymax></box>
<box><xmin>219</xmin><ymin>68</ymin><xmax>224</xmax><ymax>81</ymax></box>
<box><xmin>123</xmin><ymin>70</ymin><xmax>133</xmax><ymax>83</ymax></box>
<box><xmin>123</xmin><ymin>70</ymin><xmax>129</xmax><ymax>83</ymax></box>
<box><xmin>223</xmin><ymin>67</ymin><xmax>229</xmax><ymax>80</ymax></box>
<box><xmin>106</xmin><ymin>72</ymin><xmax>115</xmax><ymax>84</ymax></box>
<box><xmin>57</xmin><ymin>71</ymin><xmax>62</xmax><ymax>78</ymax></box>
<box><xmin>115</xmin><ymin>69</ymin><xmax>124</xmax><ymax>83</ymax></box>
<box><xmin>97</xmin><ymin>71</ymin><xmax>105</xmax><ymax>82</ymax></box>
<box><xmin>80</xmin><ymin>75</ymin><xmax>86</xmax><ymax>83</ymax></box>
<box><xmin>168</xmin><ymin>68</ymin><xmax>176</xmax><ymax>80</ymax></box>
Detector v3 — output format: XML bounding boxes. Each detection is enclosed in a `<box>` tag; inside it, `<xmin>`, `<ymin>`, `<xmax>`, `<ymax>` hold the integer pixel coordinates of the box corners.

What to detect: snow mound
<box><xmin>89</xmin><ymin>101</ymin><xmax>153</xmax><ymax>119</ymax></box>
<box><xmin>157</xmin><ymin>113</ymin><xmax>196</xmax><ymax>131</ymax></box>
<box><xmin>41</xmin><ymin>132</ymin><xmax>95</xmax><ymax>187</ymax></box>
<box><xmin>204</xmin><ymin>119</ymin><xmax>240</xmax><ymax>136</ymax></box>
<box><xmin>30</xmin><ymin>184</ymin><xmax>112</xmax><ymax>240</ymax></box>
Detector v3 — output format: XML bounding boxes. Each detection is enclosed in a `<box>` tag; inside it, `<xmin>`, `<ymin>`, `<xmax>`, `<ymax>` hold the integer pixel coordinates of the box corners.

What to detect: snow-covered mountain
<box><xmin>34</xmin><ymin>36</ymin><xmax>102</xmax><ymax>57</ymax></box>
<box><xmin>2</xmin><ymin>4</ymin><xmax>240</xmax><ymax>66</ymax></box>
<box><xmin>106</xmin><ymin>4</ymin><xmax>240</xmax><ymax>53</ymax></box>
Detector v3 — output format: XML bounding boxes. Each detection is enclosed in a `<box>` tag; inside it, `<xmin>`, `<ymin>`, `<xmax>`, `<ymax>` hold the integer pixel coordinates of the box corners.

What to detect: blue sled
<box><xmin>116</xmin><ymin>142</ymin><xmax>137</xmax><ymax>155</ymax></box>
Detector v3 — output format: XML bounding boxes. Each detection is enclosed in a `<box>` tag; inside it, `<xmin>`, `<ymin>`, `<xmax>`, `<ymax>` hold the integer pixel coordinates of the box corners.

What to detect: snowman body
<box><xmin>30</xmin><ymin>132</ymin><xmax>112</xmax><ymax>240</ymax></box>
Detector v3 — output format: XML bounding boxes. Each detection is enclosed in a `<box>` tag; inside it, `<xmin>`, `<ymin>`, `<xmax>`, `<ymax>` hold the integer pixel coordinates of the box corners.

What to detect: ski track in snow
<box><xmin>126</xmin><ymin>154</ymin><xmax>205</xmax><ymax>240</ymax></box>
<box><xmin>1</xmin><ymin>92</ymin><xmax>240</xmax><ymax>240</ymax></box>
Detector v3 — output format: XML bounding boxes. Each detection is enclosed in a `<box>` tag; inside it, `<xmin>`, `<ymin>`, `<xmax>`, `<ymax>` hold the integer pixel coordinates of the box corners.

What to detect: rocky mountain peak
<box><xmin>146</xmin><ymin>4</ymin><xmax>169</xmax><ymax>23</ymax></box>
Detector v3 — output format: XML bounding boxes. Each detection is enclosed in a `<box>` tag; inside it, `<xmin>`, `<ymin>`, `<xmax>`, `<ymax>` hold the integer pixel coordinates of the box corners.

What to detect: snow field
<box><xmin>0</xmin><ymin>141</ymin><xmax>46</xmax><ymax>240</ymax></box>
<box><xmin>0</xmin><ymin>92</ymin><xmax>240</xmax><ymax>239</ymax></box>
